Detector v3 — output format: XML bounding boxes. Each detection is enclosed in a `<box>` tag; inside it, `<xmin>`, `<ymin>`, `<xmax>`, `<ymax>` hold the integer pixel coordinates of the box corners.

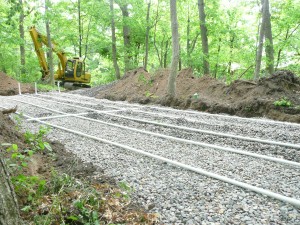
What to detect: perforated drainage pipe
<box><xmin>14</xmin><ymin>95</ymin><xmax>300</xmax><ymax>150</ymax></box>
<box><xmin>63</xmin><ymin>95</ymin><xmax>300</xmax><ymax>127</ymax></box>
<box><xmin>11</xmin><ymin>98</ymin><xmax>300</xmax><ymax>167</ymax></box>
<box><xmin>21</xmin><ymin>112</ymin><xmax>300</xmax><ymax>208</ymax></box>
<box><xmin>103</xmin><ymin>111</ymin><xmax>300</xmax><ymax>150</ymax></box>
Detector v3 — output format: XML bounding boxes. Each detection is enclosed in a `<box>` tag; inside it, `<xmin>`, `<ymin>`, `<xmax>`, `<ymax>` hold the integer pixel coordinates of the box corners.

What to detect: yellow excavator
<box><xmin>29</xmin><ymin>26</ymin><xmax>91</xmax><ymax>88</ymax></box>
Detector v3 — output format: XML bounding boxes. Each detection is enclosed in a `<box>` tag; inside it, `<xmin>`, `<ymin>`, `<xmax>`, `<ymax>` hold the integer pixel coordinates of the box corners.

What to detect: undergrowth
<box><xmin>273</xmin><ymin>97</ymin><xmax>293</xmax><ymax>107</ymax></box>
<box><xmin>1</xmin><ymin>119</ymin><xmax>158</xmax><ymax>224</ymax></box>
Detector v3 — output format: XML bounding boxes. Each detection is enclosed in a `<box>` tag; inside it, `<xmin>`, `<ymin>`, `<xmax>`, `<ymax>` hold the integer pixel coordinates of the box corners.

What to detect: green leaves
<box><xmin>274</xmin><ymin>97</ymin><xmax>293</xmax><ymax>107</ymax></box>
<box><xmin>24</xmin><ymin>126</ymin><xmax>52</xmax><ymax>152</ymax></box>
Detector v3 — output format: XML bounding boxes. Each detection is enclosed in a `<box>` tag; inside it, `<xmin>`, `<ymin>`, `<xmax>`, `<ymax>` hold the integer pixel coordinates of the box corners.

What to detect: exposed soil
<box><xmin>0</xmin><ymin>72</ymin><xmax>35</xmax><ymax>95</ymax></box>
<box><xmin>0</xmin><ymin>111</ymin><xmax>157</xmax><ymax>224</ymax></box>
<box><xmin>91</xmin><ymin>68</ymin><xmax>300</xmax><ymax>123</ymax></box>
<box><xmin>1</xmin><ymin>69</ymin><xmax>299</xmax><ymax>123</ymax></box>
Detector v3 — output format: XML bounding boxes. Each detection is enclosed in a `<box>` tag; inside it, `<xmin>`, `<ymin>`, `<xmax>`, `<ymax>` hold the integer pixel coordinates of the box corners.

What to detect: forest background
<box><xmin>0</xmin><ymin>0</ymin><xmax>299</xmax><ymax>86</ymax></box>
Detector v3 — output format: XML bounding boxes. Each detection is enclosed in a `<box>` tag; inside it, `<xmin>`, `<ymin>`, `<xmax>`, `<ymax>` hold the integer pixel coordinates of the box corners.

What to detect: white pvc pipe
<box><xmin>139</xmin><ymin>105</ymin><xmax>300</xmax><ymax>127</ymax></box>
<box><xmin>35</xmin><ymin>82</ymin><xmax>37</xmax><ymax>94</ymax></box>
<box><xmin>18</xmin><ymin>83</ymin><xmax>21</xmax><ymax>95</ymax></box>
<box><xmin>83</xmin><ymin>96</ymin><xmax>300</xmax><ymax>127</ymax></box>
<box><xmin>11</xmin><ymin>98</ymin><xmax>130</xmax><ymax>117</ymax></box>
<box><xmin>26</xmin><ymin>112</ymin><xmax>89</xmax><ymax>121</ymax></box>
<box><xmin>53</xmin><ymin>92</ymin><xmax>300</xmax><ymax>127</ymax></box>
<box><xmin>42</xmin><ymin>96</ymin><xmax>300</xmax><ymax>147</ymax></box>
<box><xmin>11</xmin><ymin>98</ymin><xmax>300</xmax><ymax>167</ymax></box>
<box><xmin>103</xmin><ymin>111</ymin><xmax>300</xmax><ymax>149</ymax></box>
<box><xmin>21</xmin><ymin>113</ymin><xmax>300</xmax><ymax>208</ymax></box>
<box><xmin>37</xmin><ymin>93</ymin><xmax>98</xmax><ymax>106</ymax></box>
<box><xmin>57</xmin><ymin>82</ymin><xmax>61</xmax><ymax>93</ymax></box>
<box><xmin>14</xmin><ymin>95</ymin><xmax>300</xmax><ymax>150</ymax></box>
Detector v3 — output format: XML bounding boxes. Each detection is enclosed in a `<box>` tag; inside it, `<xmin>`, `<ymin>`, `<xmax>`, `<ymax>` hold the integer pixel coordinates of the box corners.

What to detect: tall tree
<box><xmin>110</xmin><ymin>0</ymin><xmax>120</xmax><ymax>79</ymax></box>
<box><xmin>0</xmin><ymin>158</ymin><xmax>21</xmax><ymax>225</ymax></box>
<box><xmin>45</xmin><ymin>0</ymin><xmax>54</xmax><ymax>85</ymax></box>
<box><xmin>198</xmin><ymin>0</ymin><xmax>210</xmax><ymax>75</ymax></box>
<box><xmin>115</xmin><ymin>0</ymin><xmax>131</xmax><ymax>72</ymax></box>
<box><xmin>167</xmin><ymin>0</ymin><xmax>179</xmax><ymax>97</ymax></box>
<box><xmin>18</xmin><ymin>0</ymin><xmax>25</xmax><ymax>75</ymax></box>
<box><xmin>78</xmin><ymin>0</ymin><xmax>82</xmax><ymax>58</ymax></box>
<box><xmin>144</xmin><ymin>0</ymin><xmax>151</xmax><ymax>71</ymax></box>
<box><xmin>255</xmin><ymin>0</ymin><xmax>274</xmax><ymax>78</ymax></box>
<box><xmin>264</xmin><ymin>0</ymin><xmax>274</xmax><ymax>76</ymax></box>
<box><xmin>186</xmin><ymin>3</ymin><xmax>191</xmax><ymax>66</ymax></box>
<box><xmin>254</xmin><ymin>0</ymin><xmax>265</xmax><ymax>79</ymax></box>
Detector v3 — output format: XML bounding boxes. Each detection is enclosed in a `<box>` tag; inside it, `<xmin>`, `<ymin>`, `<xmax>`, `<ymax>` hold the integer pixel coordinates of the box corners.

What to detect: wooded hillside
<box><xmin>0</xmin><ymin>0</ymin><xmax>299</xmax><ymax>85</ymax></box>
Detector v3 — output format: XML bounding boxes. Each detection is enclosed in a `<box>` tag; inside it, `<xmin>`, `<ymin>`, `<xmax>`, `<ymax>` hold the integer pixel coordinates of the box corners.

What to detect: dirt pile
<box><xmin>0</xmin><ymin>72</ymin><xmax>34</xmax><ymax>96</ymax></box>
<box><xmin>92</xmin><ymin>68</ymin><xmax>300</xmax><ymax>123</ymax></box>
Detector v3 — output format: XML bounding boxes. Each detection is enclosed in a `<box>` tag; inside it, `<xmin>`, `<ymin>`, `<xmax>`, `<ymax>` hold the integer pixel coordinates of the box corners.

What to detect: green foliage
<box><xmin>91</xmin><ymin>66</ymin><xmax>117</xmax><ymax>86</ymax></box>
<box><xmin>192</xmin><ymin>92</ymin><xmax>199</xmax><ymax>100</ymax></box>
<box><xmin>12</xmin><ymin>174</ymin><xmax>46</xmax><ymax>203</ymax></box>
<box><xmin>24</xmin><ymin>126</ymin><xmax>52</xmax><ymax>152</ymax></box>
<box><xmin>138</xmin><ymin>73</ymin><xmax>153</xmax><ymax>86</ymax></box>
<box><xmin>2</xmin><ymin>142</ymin><xmax>47</xmax><ymax>209</ymax></box>
<box><xmin>13</xmin><ymin>114</ymin><xmax>23</xmax><ymax>131</ymax></box>
<box><xmin>5</xmin><ymin>143</ymin><xmax>28</xmax><ymax>170</ymax></box>
<box><xmin>70</xmin><ymin>198</ymin><xmax>100</xmax><ymax>224</ymax></box>
<box><xmin>0</xmin><ymin>0</ymin><xmax>299</xmax><ymax>85</ymax></box>
<box><xmin>118</xmin><ymin>181</ymin><xmax>132</xmax><ymax>200</ymax></box>
<box><xmin>1</xmin><ymin>106</ymin><xmax>156</xmax><ymax>224</ymax></box>
<box><xmin>273</xmin><ymin>97</ymin><xmax>293</xmax><ymax>107</ymax></box>
<box><xmin>37</xmin><ymin>83</ymin><xmax>62</xmax><ymax>92</ymax></box>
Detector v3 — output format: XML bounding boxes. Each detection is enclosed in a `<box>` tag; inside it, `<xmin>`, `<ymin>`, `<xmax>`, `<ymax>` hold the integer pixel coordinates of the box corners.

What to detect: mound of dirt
<box><xmin>0</xmin><ymin>72</ymin><xmax>34</xmax><ymax>96</ymax></box>
<box><xmin>90</xmin><ymin>68</ymin><xmax>300</xmax><ymax>123</ymax></box>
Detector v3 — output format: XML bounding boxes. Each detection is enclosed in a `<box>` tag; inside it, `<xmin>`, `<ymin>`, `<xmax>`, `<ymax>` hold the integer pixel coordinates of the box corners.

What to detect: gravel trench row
<box><xmin>0</xmin><ymin>94</ymin><xmax>299</xmax><ymax>224</ymax></box>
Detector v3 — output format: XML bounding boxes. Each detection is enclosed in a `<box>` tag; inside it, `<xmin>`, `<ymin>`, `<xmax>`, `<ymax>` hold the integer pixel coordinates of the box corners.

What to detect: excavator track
<box><xmin>62</xmin><ymin>82</ymin><xmax>91</xmax><ymax>90</ymax></box>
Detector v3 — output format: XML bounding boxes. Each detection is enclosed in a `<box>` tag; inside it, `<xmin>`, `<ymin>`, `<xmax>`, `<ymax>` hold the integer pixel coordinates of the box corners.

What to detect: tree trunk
<box><xmin>178</xmin><ymin>44</ymin><xmax>182</xmax><ymax>71</ymax></box>
<box><xmin>110</xmin><ymin>0</ymin><xmax>121</xmax><ymax>79</ymax></box>
<box><xmin>254</xmin><ymin>0</ymin><xmax>265</xmax><ymax>79</ymax></box>
<box><xmin>45</xmin><ymin>0</ymin><xmax>54</xmax><ymax>86</ymax></box>
<box><xmin>186</xmin><ymin>4</ymin><xmax>191</xmax><ymax>66</ymax></box>
<box><xmin>264</xmin><ymin>0</ymin><xmax>274</xmax><ymax>76</ymax></box>
<box><xmin>116</xmin><ymin>1</ymin><xmax>131</xmax><ymax>72</ymax></box>
<box><xmin>0</xmin><ymin>158</ymin><xmax>21</xmax><ymax>225</ymax></box>
<box><xmin>214</xmin><ymin>38</ymin><xmax>221</xmax><ymax>78</ymax></box>
<box><xmin>227</xmin><ymin>35</ymin><xmax>235</xmax><ymax>78</ymax></box>
<box><xmin>78</xmin><ymin>0</ymin><xmax>82</xmax><ymax>58</ymax></box>
<box><xmin>163</xmin><ymin>39</ymin><xmax>171</xmax><ymax>68</ymax></box>
<box><xmin>19</xmin><ymin>0</ymin><xmax>25</xmax><ymax>75</ymax></box>
<box><xmin>144</xmin><ymin>1</ymin><xmax>151</xmax><ymax>71</ymax></box>
<box><xmin>167</xmin><ymin>0</ymin><xmax>179</xmax><ymax>98</ymax></box>
<box><xmin>153</xmin><ymin>1</ymin><xmax>162</xmax><ymax>68</ymax></box>
<box><xmin>83</xmin><ymin>16</ymin><xmax>91</xmax><ymax>62</ymax></box>
<box><xmin>197</xmin><ymin>0</ymin><xmax>210</xmax><ymax>75</ymax></box>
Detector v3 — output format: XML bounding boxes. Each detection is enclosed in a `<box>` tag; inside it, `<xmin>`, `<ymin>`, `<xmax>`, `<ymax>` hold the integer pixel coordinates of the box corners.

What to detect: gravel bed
<box><xmin>44</xmin><ymin>93</ymin><xmax>300</xmax><ymax>142</ymax></box>
<box><xmin>109</xmin><ymin>110</ymin><xmax>300</xmax><ymax>143</ymax></box>
<box><xmin>1</xmin><ymin>94</ymin><xmax>300</xmax><ymax>224</ymax></box>
<box><xmin>81</xmin><ymin>113</ymin><xmax>300</xmax><ymax>162</ymax></box>
<box><xmin>0</xmin><ymin>98</ymin><xmax>58</xmax><ymax>118</ymax></box>
<box><xmin>46</xmin><ymin>116</ymin><xmax>300</xmax><ymax>199</ymax></box>
<box><xmin>32</xmin><ymin>94</ymin><xmax>119</xmax><ymax>111</ymax></box>
<box><xmin>23</xmin><ymin>120</ymin><xmax>300</xmax><ymax>224</ymax></box>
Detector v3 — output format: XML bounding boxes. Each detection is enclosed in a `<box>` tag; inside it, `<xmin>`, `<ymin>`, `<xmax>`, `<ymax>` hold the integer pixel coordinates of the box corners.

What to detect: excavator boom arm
<box><xmin>29</xmin><ymin>26</ymin><xmax>68</xmax><ymax>78</ymax></box>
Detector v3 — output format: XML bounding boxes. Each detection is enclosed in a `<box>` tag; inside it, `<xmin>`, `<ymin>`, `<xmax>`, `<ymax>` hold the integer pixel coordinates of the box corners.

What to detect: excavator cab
<box><xmin>65</xmin><ymin>59</ymin><xmax>84</xmax><ymax>78</ymax></box>
<box><xmin>65</xmin><ymin>60</ymin><xmax>75</xmax><ymax>78</ymax></box>
<box><xmin>62</xmin><ymin>58</ymin><xmax>90</xmax><ymax>87</ymax></box>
